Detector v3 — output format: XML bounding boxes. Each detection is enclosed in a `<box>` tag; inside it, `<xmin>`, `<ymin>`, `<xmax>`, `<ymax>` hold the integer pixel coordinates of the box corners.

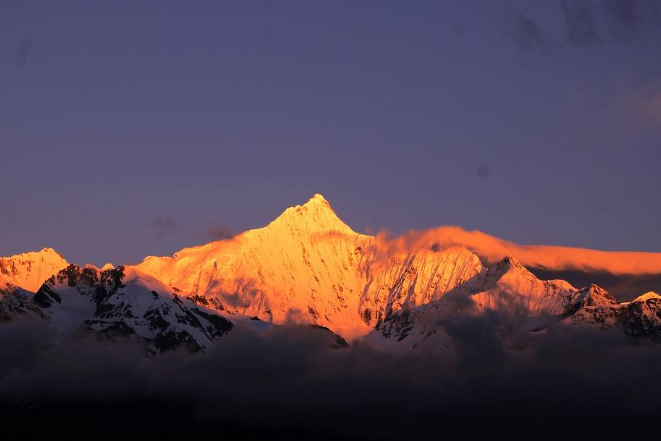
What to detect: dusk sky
<box><xmin>1</xmin><ymin>0</ymin><xmax>660</xmax><ymax>266</ymax></box>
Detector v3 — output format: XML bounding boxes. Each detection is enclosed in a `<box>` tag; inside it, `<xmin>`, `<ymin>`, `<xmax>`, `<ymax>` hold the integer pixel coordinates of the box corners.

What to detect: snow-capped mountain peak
<box><xmin>259</xmin><ymin>193</ymin><xmax>357</xmax><ymax>237</ymax></box>
<box><xmin>632</xmin><ymin>292</ymin><xmax>661</xmax><ymax>303</ymax></box>
<box><xmin>29</xmin><ymin>263</ymin><xmax>233</xmax><ymax>352</ymax></box>
<box><xmin>3</xmin><ymin>193</ymin><xmax>661</xmax><ymax>352</ymax></box>
<box><xmin>0</xmin><ymin>247</ymin><xmax>69</xmax><ymax>292</ymax></box>
<box><xmin>135</xmin><ymin>195</ymin><xmax>485</xmax><ymax>338</ymax></box>
<box><xmin>501</xmin><ymin>254</ymin><xmax>525</xmax><ymax>268</ymax></box>
<box><xmin>566</xmin><ymin>285</ymin><xmax>661</xmax><ymax>339</ymax></box>
<box><xmin>571</xmin><ymin>284</ymin><xmax>619</xmax><ymax>309</ymax></box>
<box><xmin>433</xmin><ymin>254</ymin><xmax>578</xmax><ymax>315</ymax></box>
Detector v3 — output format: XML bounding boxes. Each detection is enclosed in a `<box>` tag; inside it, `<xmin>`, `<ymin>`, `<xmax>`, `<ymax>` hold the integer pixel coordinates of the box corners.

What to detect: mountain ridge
<box><xmin>2</xmin><ymin>194</ymin><xmax>660</xmax><ymax>346</ymax></box>
<box><xmin>134</xmin><ymin>195</ymin><xmax>488</xmax><ymax>338</ymax></box>
<box><xmin>0</xmin><ymin>248</ymin><xmax>69</xmax><ymax>292</ymax></box>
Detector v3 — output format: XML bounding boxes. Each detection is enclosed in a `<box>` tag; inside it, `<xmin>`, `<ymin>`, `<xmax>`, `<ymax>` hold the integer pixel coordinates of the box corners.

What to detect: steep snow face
<box><xmin>567</xmin><ymin>284</ymin><xmax>619</xmax><ymax>311</ymax></box>
<box><xmin>357</xmin><ymin>246</ymin><xmax>483</xmax><ymax>328</ymax></box>
<box><xmin>467</xmin><ymin>256</ymin><xmax>577</xmax><ymax>316</ymax></box>
<box><xmin>34</xmin><ymin>264</ymin><xmax>233</xmax><ymax>352</ymax></box>
<box><xmin>374</xmin><ymin>271</ymin><xmax>661</xmax><ymax>350</ymax></box>
<box><xmin>136</xmin><ymin>195</ymin><xmax>485</xmax><ymax>339</ymax></box>
<box><xmin>624</xmin><ymin>294</ymin><xmax>661</xmax><ymax>339</ymax></box>
<box><xmin>133</xmin><ymin>194</ymin><xmax>659</xmax><ymax>343</ymax></box>
<box><xmin>0</xmin><ymin>248</ymin><xmax>69</xmax><ymax>292</ymax></box>
<box><xmin>137</xmin><ymin>194</ymin><xmax>370</xmax><ymax>338</ymax></box>
<box><xmin>0</xmin><ymin>274</ymin><xmax>14</xmax><ymax>296</ymax></box>
<box><xmin>2</xmin><ymin>194</ymin><xmax>660</xmax><ymax>350</ymax></box>
<box><xmin>566</xmin><ymin>285</ymin><xmax>661</xmax><ymax>339</ymax></box>
<box><xmin>374</xmin><ymin>256</ymin><xmax>579</xmax><ymax>345</ymax></box>
<box><xmin>0</xmin><ymin>274</ymin><xmax>44</xmax><ymax>320</ymax></box>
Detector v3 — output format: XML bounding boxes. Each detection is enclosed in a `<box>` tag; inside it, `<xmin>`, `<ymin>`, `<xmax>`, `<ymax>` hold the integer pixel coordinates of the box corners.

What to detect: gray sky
<box><xmin>1</xmin><ymin>0</ymin><xmax>660</xmax><ymax>265</ymax></box>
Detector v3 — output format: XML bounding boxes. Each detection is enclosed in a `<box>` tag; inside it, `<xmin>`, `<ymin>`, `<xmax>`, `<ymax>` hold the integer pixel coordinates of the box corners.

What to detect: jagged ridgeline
<box><xmin>1</xmin><ymin>194</ymin><xmax>661</xmax><ymax>352</ymax></box>
<box><xmin>2</xmin><ymin>263</ymin><xmax>232</xmax><ymax>353</ymax></box>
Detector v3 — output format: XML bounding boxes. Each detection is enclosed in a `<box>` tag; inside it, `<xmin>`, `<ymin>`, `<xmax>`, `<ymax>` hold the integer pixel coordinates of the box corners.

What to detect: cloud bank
<box><xmin>1</xmin><ymin>312</ymin><xmax>661</xmax><ymax>440</ymax></box>
<box><xmin>375</xmin><ymin>226</ymin><xmax>661</xmax><ymax>276</ymax></box>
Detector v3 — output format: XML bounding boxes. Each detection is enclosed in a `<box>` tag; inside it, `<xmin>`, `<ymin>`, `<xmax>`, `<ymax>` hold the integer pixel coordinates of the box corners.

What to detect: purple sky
<box><xmin>1</xmin><ymin>1</ymin><xmax>660</xmax><ymax>266</ymax></box>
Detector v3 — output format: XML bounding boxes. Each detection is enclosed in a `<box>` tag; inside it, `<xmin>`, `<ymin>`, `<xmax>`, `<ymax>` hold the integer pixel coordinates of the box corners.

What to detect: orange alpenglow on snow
<box><xmin>0</xmin><ymin>248</ymin><xmax>69</xmax><ymax>292</ymax></box>
<box><xmin>134</xmin><ymin>194</ymin><xmax>483</xmax><ymax>339</ymax></box>
<box><xmin>131</xmin><ymin>194</ymin><xmax>661</xmax><ymax>339</ymax></box>
<box><xmin>3</xmin><ymin>194</ymin><xmax>661</xmax><ymax>341</ymax></box>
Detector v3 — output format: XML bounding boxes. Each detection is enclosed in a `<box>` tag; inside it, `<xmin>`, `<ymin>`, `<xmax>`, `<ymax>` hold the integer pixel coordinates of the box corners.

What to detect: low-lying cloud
<box><xmin>1</xmin><ymin>311</ymin><xmax>660</xmax><ymax>440</ymax></box>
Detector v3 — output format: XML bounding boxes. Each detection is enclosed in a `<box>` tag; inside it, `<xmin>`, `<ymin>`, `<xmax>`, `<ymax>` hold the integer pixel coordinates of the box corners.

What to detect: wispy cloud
<box><xmin>614</xmin><ymin>81</ymin><xmax>661</xmax><ymax>129</ymax></box>
<box><xmin>498</xmin><ymin>0</ymin><xmax>660</xmax><ymax>57</ymax></box>
<box><xmin>204</xmin><ymin>224</ymin><xmax>235</xmax><ymax>241</ymax></box>
<box><xmin>562</xmin><ymin>0</ymin><xmax>601</xmax><ymax>46</ymax></box>
<box><xmin>148</xmin><ymin>217</ymin><xmax>237</xmax><ymax>243</ymax></box>
<box><xmin>16</xmin><ymin>37</ymin><xmax>34</xmax><ymax>67</ymax></box>
<box><xmin>603</xmin><ymin>0</ymin><xmax>659</xmax><ymax>42</ymax></box>
<box><xmin>498</xmin><ymin>13</ymin><xmax>553</xmax><ymax>57</ymax></box>
<box><xmin>149</xmin><ymin>216</ymin><xmax>182</xmax><ymax>238</ymax></box>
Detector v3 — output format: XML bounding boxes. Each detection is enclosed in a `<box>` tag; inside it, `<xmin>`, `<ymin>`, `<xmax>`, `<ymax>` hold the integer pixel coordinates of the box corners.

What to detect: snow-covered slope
<box><xmin>0</xmin><ymin>274</ymin><xmax>44</xmax><ymax>320</ymax></box>
<box><xmin>466</xmin><ymin>256</ymin><xmax>577</xmax><ymax>315</ymax></box>
<box><xmin>372</xmin><ymin>262</ymin><xmax>661</xmax><ymax>349</ymax></box>
<box><xmin>567</xmin><ymin>284</ymin><xmax>619</xmax><ymax>311</ymax></box>
<box><xmin>137</xmin><ymin>194</ymin><xmax>370</xmax><ymax>338</ymax></box>
<box><xmin>566</xmin><ymin>287</ymin><xmax>661</xmax><ymax>340</ymax></box>
<box><xmin>631</xmin><ymin>291</ymin><xmax>661</xmax><ymax>303</ymax></box>
<box><xmin>32</xmin><ymin>264</ymin><xmax>233</xmax><ymax>352</ymax></box>
<box><xmin>3</xmin><ymin>194</ymin><xmax>659</xmax><ymax>349</ymax></box>
<box><xmin>357</xmin><ymin>246</ymin><xmax>482</xmax><ymax>328</ymax></box>
<box><xmin>0</xmin><ymin>274</ymin><xmax>15</xmax><ymax>296</ymax></box>
<box><xmin>136</xmin><ymin>194</ymin><xmax>485</xmax><ymax>338</ymax></box>
<box><xmin>0</xmin><ymin>248</ymin><xmax>69</xmax><ymax>292</ymax></box>
<box><xmin>136</xmin><ymin>195</ymin><xmax>661</xmax><ymax>343</ymax></box>
<box><xmin>373</xmin><ymin>255</ymin><xmax>578</xmax><ymax>344</ymax></box>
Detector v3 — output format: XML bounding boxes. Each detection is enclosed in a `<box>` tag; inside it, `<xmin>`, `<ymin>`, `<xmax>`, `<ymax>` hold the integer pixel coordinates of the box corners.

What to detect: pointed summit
<box><xmin>311</xmin><ymin>193</ymin><xmax>328</xmax><ymax>202</ymax></box>
<box><xmin>265</xmin><ymin>194</ymin><xmax>356</xmax><ymax>236</ymax></box>
<box><xmin>573</xmin><ymin>284</ymin><xmax>619</xmax><ymax>308</ymax></box>
<box><xmin>303</xmin><ymin>193</ymin><xmax>333</xmax><ymax>212</ymax></box>
<box><xmin>501</xmin><ymin>255</ymin><xmax>525</xmax><ymax>268</ymax></box>
<box><xmin>458</xmin><ymin>253</ymin><xmax>578</xmax><ymax>316</ymax></box>
<box><xmin>487</xmin><ymin>255</ymin><xmax>532</xmax><ymax>280</ymax></box>
<box><xmin>460</xmin><ymin>254</ymin><xmax>539</xmax><ymax>296</ymax></box>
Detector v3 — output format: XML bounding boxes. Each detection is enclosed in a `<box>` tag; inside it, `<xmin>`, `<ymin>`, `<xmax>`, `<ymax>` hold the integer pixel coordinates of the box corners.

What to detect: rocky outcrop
<box><xmin>32</xmin><ymin>264</ymin><xmax>233</xmax><ymax>352</ymax></box>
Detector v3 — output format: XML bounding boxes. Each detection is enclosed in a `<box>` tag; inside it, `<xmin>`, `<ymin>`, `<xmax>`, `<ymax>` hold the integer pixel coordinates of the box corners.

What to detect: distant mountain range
<box><xmin>2</xmin><ymin>194</ymin><xmax>660</xmax><ymax>351</ymax></box>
